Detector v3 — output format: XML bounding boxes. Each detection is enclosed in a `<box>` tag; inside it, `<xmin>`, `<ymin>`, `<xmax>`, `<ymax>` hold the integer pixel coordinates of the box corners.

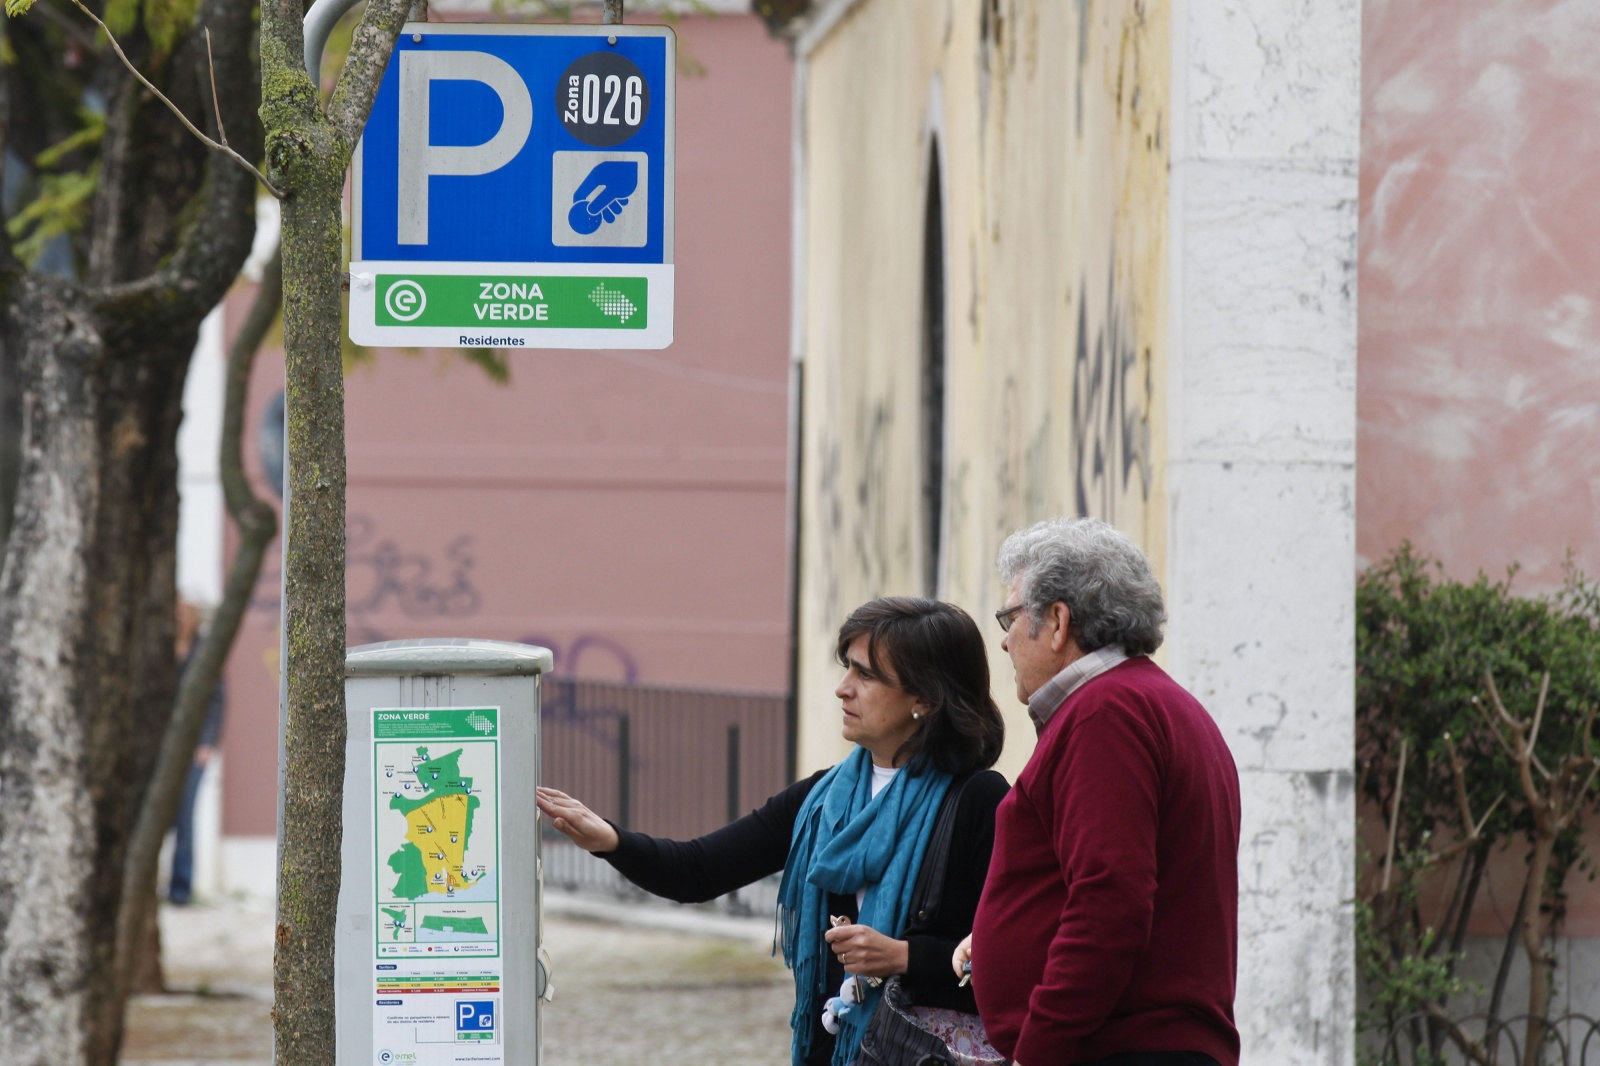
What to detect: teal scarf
<box><xmin>776</xmin><ymin>748</ymin><xmax>952</xmax><ymax>1066</ymax></box>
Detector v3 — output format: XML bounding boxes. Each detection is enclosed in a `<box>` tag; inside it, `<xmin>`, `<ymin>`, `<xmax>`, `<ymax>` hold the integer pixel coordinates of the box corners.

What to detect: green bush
<box><xmin>1356</xmin><ymin>544</ymin><xmax>1600</xmax><ymax>1063</ymax></box>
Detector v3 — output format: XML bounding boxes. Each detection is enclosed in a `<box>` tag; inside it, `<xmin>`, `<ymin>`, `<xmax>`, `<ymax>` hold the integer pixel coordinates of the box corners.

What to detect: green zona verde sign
<box><xmin>375</xmin><ymin>274</ymin><xmax>647</xmax><ymax>330</ymax></box>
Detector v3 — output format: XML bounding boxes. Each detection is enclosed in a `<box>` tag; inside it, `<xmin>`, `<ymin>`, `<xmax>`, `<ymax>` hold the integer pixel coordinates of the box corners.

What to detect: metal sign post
<box><xmin>348</xmin><ymin>23</ymin><xmax>675</xmax><ymax>349</ymax></box>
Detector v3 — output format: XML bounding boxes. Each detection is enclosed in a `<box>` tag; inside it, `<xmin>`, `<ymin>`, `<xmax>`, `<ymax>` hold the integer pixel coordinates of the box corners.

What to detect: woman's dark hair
<box><xmin>835</xmin><ymin>597</ymin><xmax>1005</xmax><ymax>776</ymax></box>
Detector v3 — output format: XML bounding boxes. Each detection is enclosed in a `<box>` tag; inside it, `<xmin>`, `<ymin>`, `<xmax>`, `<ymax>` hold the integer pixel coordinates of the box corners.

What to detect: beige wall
<box><xmin>795</xmin><ymin>0</ymin><xmax>1169</xmax><ymax>779</ymax></box>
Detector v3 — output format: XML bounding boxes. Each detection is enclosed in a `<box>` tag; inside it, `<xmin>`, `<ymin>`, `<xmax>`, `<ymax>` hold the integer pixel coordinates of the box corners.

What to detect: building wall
<box><xmin>1359</xmin><ymin>0</ymin><xmax>1600</xmax><ymax>589</ymax></box>
<box><xmin>794</xmin><ymin>0</ymin><xmax>1170</xmax><ymax>782</ymax></box>
<box><xmin>793</xmin><ymin>1</ymin><xmax>1359</xmax><ymax>1062</ymax></box>
<box><xmin>219</xmin><ymin>12</ymin><xmax>794</xmax><ymax>856</ymax></box>
<box><xmin>1358</xmin><ymin>0</ymin><xmax>1600</xmax><ymax>1007</ymax></box>
<box><xmin>1166</xmin><ymin>3</ymin><xmax>1360</xmax><ymax>1062</ymax></box>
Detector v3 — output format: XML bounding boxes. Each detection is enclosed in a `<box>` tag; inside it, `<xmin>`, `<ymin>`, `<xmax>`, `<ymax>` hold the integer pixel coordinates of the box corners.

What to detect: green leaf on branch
<box><xmin>5</xmin><ymin>0</ymin><xmax>38</xmax><ymax>16</ymax></box>
<box><xmin>102</xmin><ymin>0</ymin><xmax>140</xmax><ymax>37</ymax></box>
<box><xmin>93</xmin><ymin>0</ymin><xmax>201</xmax><ymax>60</ymax></box>
<box><xmin>5</xmin><ymin>107</ymin><xmax>107</xmax><ymax>267</ymax></box>
<box><xmin>141</xmin><ymin>0</ymin><xmax>199</xmax><ymax>55</ymax></box>
<box><xmin>35</xmin><ymin>106</ymin><xmax>106</xmax><ymax>169</ymax></box>
<box><xmin>460</xmin><ymin>348</ymin><xmax>510</xmax><ymax>383</ymax></box>
<box><xmin>7</xmin><ymin>166</ymin><xmax>98</xmax><ymax>266</ymax></box>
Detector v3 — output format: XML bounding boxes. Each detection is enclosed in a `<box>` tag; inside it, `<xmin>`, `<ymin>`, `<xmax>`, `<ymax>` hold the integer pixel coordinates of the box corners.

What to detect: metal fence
<box><xmin>539</xmin><ymin>676</ymin><xmax>789</xmax><ymax>842</ymax></box>
<box><xmin>1377</xmin><ymin>1013</ymin><xmax>1600</xmax><ymax>1065</ymax></box>
<box><xmin>537</xmin><ymin>676</ymin><xmax>789</xmax><ymax>914</ymax></box>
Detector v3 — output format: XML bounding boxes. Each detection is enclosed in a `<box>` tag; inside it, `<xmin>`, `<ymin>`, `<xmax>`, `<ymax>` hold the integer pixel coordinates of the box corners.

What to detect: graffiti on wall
<box><xmin>249</xmin><ymin>514</ymin><xmax>484</xmax><ymax>622</ymax></box>
<box><xmin>515</xmin><ymin>633</ymin><xmax>639</xmax><ymax>683</ymax></box>
<box><xmin>813</xmin><ymin>393</ymin><xmax>898</xmax><ymax>621</ymax></box>
<box><xmin>246</xmin><ymin>515</ymin><xmax>642</xmax><ymax>676</ymax></box>
<box><xmin>346</xmin><ymin>515</ymin><xmax>481</xmax><ymax>620</ymax></box>
<box><xmin>1071</xmin><ymin>264</ymin><xmax>1151</xmax><ymax>524</ymax></box>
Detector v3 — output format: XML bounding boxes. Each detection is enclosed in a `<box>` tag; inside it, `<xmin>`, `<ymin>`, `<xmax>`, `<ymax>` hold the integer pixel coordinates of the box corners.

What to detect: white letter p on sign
<box><xmin>397</xmin><ymin>51</ymin><xmax>533</xmax><ymax>246</ymax></box>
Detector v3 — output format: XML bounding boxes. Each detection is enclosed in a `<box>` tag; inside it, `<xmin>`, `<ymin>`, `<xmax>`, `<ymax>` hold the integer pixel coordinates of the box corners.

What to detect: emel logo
<box><xmin>385</xmin><ymin>280</ymin><xmax>426</xmax><ymax>321</ymax></box>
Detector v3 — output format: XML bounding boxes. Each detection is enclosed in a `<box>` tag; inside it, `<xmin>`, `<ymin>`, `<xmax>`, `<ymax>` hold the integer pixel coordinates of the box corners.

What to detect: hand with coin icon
<box><xmin>568</xmin><ymin>159</ymin><xmax>638</xmax><ymax>235</ymax></box>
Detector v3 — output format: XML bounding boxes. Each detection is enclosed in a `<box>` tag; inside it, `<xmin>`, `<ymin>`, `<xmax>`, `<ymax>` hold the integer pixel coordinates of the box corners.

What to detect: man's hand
<box><xmin>823</xmin><ymin>922</ymin><xmax>908</xmax><ymax>979</ymax></box>
<box><xmin>535</xmin><ymin>786</ymin><xmax>621</xmax><ymax>854</ymax></box>
<box><xmin>951</xmin><ymin>933</ymin><xmax>973</xmax><ymax>978</ymax></box>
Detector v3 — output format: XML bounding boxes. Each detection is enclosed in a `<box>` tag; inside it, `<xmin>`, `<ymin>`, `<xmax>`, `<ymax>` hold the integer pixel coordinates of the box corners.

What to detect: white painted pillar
<box><xmin>1166</xmin><ymin>3</ymin><xmax>1361</xmax><ymax>1063</ymax></box>
<box><xmin>177</xmin><ymin>308</ymin><xmax>226</xmax><ymax>610</ymax></box>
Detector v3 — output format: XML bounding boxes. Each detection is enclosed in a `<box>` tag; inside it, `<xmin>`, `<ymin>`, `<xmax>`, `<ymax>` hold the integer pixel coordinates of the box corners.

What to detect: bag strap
<box><xmin>903</xmin><ymin>772</ymin><xmax>973</xmax><ymax>937</ymax></box>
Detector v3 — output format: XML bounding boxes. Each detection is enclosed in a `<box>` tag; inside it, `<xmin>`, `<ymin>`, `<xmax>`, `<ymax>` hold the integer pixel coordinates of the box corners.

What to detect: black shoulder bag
<box><xmin>853</xmin><ymin>775</ymin><xmax>1004</xmax><ymax>1066</ymax></box>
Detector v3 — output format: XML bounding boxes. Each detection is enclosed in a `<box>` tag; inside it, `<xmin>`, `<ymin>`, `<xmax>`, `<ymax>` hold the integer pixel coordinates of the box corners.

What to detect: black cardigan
<box><xmin>602</xmin><ymin>766</ymin><xmax>1009</xmax><ymax>1015</ymax></box>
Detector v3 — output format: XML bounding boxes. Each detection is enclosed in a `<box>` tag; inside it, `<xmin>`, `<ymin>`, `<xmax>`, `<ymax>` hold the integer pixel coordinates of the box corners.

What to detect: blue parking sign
<box><xmin>456</xmin><ymin>999</ymin><xmax>495</xmax><ymax>1036</ymax></box>
<box><xmin>351</xmin><ymin>24</ymin><xmax>675</xmax><ymax>350</ymax></box>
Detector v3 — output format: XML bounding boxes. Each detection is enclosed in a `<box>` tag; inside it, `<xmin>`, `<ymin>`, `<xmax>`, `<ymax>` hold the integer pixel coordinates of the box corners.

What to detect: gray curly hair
<box><xmin>996</xmin><ymin>517</ymin><xmax>1166</xmax><ymax>656</ymax></box>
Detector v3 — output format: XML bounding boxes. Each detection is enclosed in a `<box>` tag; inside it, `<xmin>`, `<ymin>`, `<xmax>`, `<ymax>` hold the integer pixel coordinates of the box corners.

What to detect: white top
<box><xmin>859</xmin><ymin>763</ymin><xmax>902</xmax><ymax>910</ymax></box>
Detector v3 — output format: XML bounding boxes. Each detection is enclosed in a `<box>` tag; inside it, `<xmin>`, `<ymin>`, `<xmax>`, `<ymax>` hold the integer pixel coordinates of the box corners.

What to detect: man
<box><xmin>961</xmin><ymin>517</ymin><xmax>1241</xmax><ymax>1066</ymax></box>
<box><xmin>168</xmin><ymin>599</ymin><xmax>225</xmax><ymax>905</ymax></box>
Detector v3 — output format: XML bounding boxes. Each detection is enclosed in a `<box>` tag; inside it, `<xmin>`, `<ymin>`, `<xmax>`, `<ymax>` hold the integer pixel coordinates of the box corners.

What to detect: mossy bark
<box><xmin>257</xmin><ymin>0</ymin><xmax>407</xmax><ymax>1060</ymax></box>
<box><xmin>0</xmin><ymin>0</ymin><xmax>258</xmax><ymax>1062</ymax></box>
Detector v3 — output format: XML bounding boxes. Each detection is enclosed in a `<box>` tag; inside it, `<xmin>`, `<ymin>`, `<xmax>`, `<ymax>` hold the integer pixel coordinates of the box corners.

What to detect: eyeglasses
<box><xmin>995</xmin><ymin>604</ymin><xmax>1027</xmax><ymax>633</ymax></box>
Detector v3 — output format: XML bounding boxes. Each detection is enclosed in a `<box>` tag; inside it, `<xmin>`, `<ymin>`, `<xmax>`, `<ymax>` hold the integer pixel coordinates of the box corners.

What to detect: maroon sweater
<box><xmin>971</xmin><ymin>657</ymin><xmax>1241</xmax><ymax>1065</ymax></box>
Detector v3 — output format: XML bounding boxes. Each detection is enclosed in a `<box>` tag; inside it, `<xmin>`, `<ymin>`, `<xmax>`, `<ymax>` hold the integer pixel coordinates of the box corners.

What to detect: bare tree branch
<box><xmin>1383</xmin><ymin>736</ymin><xmax>1408</xmax><ymax>893</ymax></box>
<box><xmin>1485</xmin><ymin>668</ymin><xmax>1543</xmax><ymax>822</ymax></box>
<box><xmin>112</xmin><ymin>248</ymin><xmax>283</xmax><ymax>1005</ymax></box>
<box><xmin>58</xmin><ymin>0</ymin><xmax>283</xmax><ymax>196</ymax></box>
<box><xmin>205</xmin><ymin>28</ymin><xmax>229</xmax><ymax>147</ymax></box>
<box><xmin>1527</xmin><ymin>672</ymin><xmax>1550</xmax><ymax>754</ymax></box>
<box><xmin>1472</xmin><ymin>793</ymin><xmax>1504</xmax><ymax>839</ymax></box>
<box><xmin>325</xmin><ymin>0</ymin><xmax>413</xmax><ymax>148</ymax></box>
<box><xmin>1474</xmin><ymin>693</ymin><xmax>1521</xmax><ymax>762</ymax></box>
<box><xmin>1443</xmin><ymin>733</ymin><xmax>1476</xmax><ymax>835</ymax></box>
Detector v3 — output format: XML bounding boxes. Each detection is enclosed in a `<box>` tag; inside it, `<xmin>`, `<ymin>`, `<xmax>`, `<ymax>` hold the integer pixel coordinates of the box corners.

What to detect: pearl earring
<box><xmin>912</xmin><ymin>711</ymin><xmax>921</xmax><ymax>719</ymax></box>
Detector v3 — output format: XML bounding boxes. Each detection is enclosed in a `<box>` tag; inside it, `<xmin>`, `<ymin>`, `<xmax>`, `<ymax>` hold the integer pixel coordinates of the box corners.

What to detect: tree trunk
<box><xmin>1520</xmin><ymin>831</ymin><xmax>1556</xmax><ymax>1066</ymax></box>
<box><xmin>268</xmin><ymin>128</ymin><xmax>351</xmax><ymax>1066</ymax></box>
<box><xmin>0</xmin><ymin>0</ymin><xmax>259</xmax><ymax>1058</ymax></box>
<box><xmin>119</xmin><ymin>247</ymin><xmax>285</xmax><ymax>1000</ymax></box>
<box><xmin>0</xmin><ymin>333</ymin><xmax>19</xmax><ymax>553</ymax></box>
<box><xmin>0</xmin><ymin>273</ymin><xmax>189</xmax><ymax>1066</ymax></box>
<box><xmin>132</xmin><ymin>888</ymin><xmax>166</xmax><ymax>995</ymax></box>
<box><xmin>258</xmin><ymin>0</ymin><xmax>407</xmax><ymax>1057</ymax></box>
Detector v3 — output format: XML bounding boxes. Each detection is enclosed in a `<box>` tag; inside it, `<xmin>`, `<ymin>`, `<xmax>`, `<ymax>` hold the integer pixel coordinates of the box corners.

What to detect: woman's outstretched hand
<box><xmin>535</xmin><ymin>787</ymin><xmax>621</xmax><ymax>854</ymax></box>
<box><xmin>824</xmin><ymin>922</ymin><xmax>909</xmax><ymax>979</ymax></box>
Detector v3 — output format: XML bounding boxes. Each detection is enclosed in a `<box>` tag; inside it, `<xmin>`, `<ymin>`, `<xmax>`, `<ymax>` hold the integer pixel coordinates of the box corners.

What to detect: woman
<box><xmin>536</xmin><ymin>596</ymin><xmax>1008</xmax><ymax>1066</ymax></box>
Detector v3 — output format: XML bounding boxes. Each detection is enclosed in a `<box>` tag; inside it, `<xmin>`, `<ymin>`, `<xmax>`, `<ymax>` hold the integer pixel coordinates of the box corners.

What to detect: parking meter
<box><xmin>338</xmin><ymin>638</ymin><xmax>553</xmax><ymax>1066</ymax></box>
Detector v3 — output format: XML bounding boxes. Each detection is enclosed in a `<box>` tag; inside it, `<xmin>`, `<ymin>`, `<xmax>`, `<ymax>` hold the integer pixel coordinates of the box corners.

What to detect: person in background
<box><xmin>955</xmin><ymin>518</ymin><xmax>1241</xmax><ymax>1066</ymax></box>
<box><xmin>538</xmin><ymin>597</ymin><xmax>1009</xmax><ymax>1066</ymax></box>
<box><xmin>169</xmin><ymin>599</ymin><xmax>226</xmax><ymax>906</ymax></box>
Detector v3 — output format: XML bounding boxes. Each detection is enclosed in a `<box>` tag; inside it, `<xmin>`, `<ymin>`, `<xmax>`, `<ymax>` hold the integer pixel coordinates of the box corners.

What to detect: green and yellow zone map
<box><xmin>373</xmin><ymin>708</ymin><xmax>500</xmax><ymax>958</ymax></box>
<box><xmin>387</xmin><ymin>746</ymin><xmax>484</xmax><ymax>897</ymax></box>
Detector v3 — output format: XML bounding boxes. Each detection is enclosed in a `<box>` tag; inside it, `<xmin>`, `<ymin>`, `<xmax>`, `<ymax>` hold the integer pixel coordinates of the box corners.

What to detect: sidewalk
<box><xmin>121</xmin><ymin>892</ymin><xmax>792</xmax><ymax>1066</ymax></box>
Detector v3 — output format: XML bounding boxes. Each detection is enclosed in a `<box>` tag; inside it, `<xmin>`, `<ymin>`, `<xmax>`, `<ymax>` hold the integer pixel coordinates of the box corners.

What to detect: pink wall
<box><xmin>1360</xmin><ymin>0</ymin><xmax>1600</xmax><ymax>934</ymax></box>
<box><xmin>1359</xmin><ymin>0</ymin><xmax>1600</xmax><ymax>588</ymax></box>
<box><xmin>222</xmin><ymin>13</ymin><xmax>793</xmax><ymax>836</ymax></box>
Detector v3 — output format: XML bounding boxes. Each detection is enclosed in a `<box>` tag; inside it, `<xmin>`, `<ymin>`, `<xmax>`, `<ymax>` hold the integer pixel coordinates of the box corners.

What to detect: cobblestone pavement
<box><xmin>122</xmin><ymin>896</ymin><xmax>793</xmax><ymax>1065</ymax></box>
<box><xmin>541</xmin><ymin>913</ymin><xmax>792</xmax><ymax>1065</ymax></box>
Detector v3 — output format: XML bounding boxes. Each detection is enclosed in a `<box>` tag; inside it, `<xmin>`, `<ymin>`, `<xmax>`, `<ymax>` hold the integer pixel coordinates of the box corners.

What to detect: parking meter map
<box><xmin>387</xmin><ymin>747</ymin><xmax>484</xmax><ymax>897</ymax></box>
<box><xmin>374</xmin><ymin>709</ymin><xmax>500</xmax><ymax>958</ymax></box>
